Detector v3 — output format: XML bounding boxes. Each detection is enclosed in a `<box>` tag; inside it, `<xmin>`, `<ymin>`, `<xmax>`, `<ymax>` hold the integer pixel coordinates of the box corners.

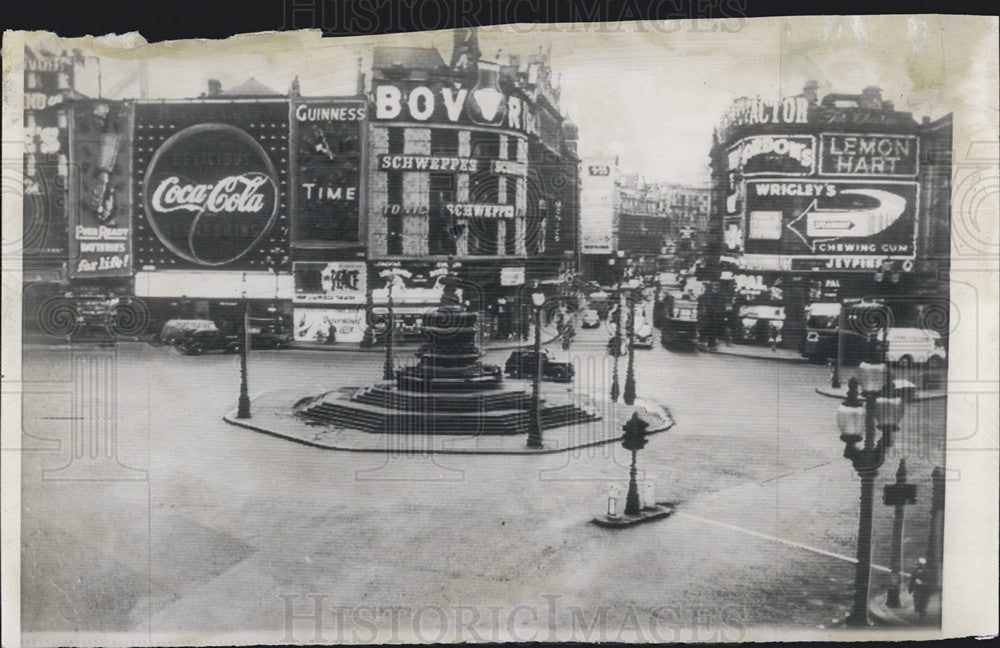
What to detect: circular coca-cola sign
<box><xmin>143</xmin><ymin>123</ymin><xmax>279</xmax><ymax>266</ymax></box>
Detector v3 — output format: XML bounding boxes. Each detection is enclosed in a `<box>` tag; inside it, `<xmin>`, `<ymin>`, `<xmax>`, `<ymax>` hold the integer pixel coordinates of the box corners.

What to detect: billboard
<box><xmin>744</xmin><ymin>179</ymin><xmax>918</xmax><ymax>263</ymax></box>
<box><xmin>819</xmin><ymin>133</ymin><xmax>918</xmax><ymax>177</ymax></box>
<box><xmin>291</xmin><ymin>99</ymin><xmax>365</xmax><ymax>246</ymax></box>
<box><xmin>68</xmin><ymin>101</ymin><xmax>133</xmax><ymax>278</ymax></box>
<box><xmin>294</xmin><ymin>307</ymin><xmax>366</xmax><ymax>343</ymax></box>
<box><xmin>371</xmin><ymin>65</ymin><xmax>536</xmax><ymax>135</ymax></box>
<box><xmin>133</xmin><ymin>101</ymin><xmax>289</xmax><ymax>271</ymax></box>
<box><xmin>727</xmin><ymin>135</ymin><xmax>816</xmax><ymax>176</ymax></box>
<box><xmin>293</xmin><ymin>261</ymin><xmax>366</xmax><ymax>304</ymax></box>
<box><xmin>23</xmin><ymin>48</ymin><xmax>74</xmax><ymax>261</ymax></box>
<box><xmin>580</xmin><ymin>157</ymin><xmax>616</xmax><ymax>254</ymax></box>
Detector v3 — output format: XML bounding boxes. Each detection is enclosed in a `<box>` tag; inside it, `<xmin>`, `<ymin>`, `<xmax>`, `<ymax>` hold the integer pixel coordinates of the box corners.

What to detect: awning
<box><xmin>371</xmin><ymin>305</ymin><xmax>439</xmax><ymax>315</ymax></box>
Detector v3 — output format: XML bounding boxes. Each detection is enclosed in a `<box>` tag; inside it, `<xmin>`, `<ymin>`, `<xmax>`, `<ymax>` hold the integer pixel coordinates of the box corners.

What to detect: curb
<box><xmin>815</xmin><ymin>386</ymin><xmax>946</xmax><ymax>402</ymax></box>
<box><xmin>290</xmin><ymin>336</ymin><xmax>562</xmax><ymax>354</ymax></box>
<box><xmin>223</xmin><ymin>408</ymin><xmax>675</xmax><ymax>455</ymax></box>
<box><xmin>867</xmin><ymin>592</ymin><xmax>941</xmax><ymax>628</ymax></box>
<box><xmin>290</xmin><ymin>328</ymin><xmax>568</xmax><ymax>354</ymax></box>
<box><xmin>704</xmin><ymin>346</ymin><xmax>807</xmax><ymax>364</ymax></box>
<box><xmin>222</xmin><ymin>394</ymin><xmax>676</xmax><ymax>456</ymax></box>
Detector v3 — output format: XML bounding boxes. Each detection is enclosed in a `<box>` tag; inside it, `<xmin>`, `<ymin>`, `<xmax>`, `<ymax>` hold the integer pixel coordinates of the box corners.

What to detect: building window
<box><xmin>468</xmin><ymin>219</ymin><xmax>498</xmax><ymax>256</ymax></box>
<box><xmin>388</xmin><ymin>127</ymin><xmax>405</xmax><ymax>155</ymax></box>
<box><xmin>469</xmin><ymin>171</ymin><xmax>498</xmax><ymax>206</ymax></box>
<box><xmin>430</xmin><ymin>172</ymin><xmax>456</xmax><ymax>256</ymax></box>
<box><xmin>431</xmin><ymin>129</ymin><xmax>458</xmax><ymax>156</ymax></box>
<box><xmin>470</xmin><ymin>130</ymin><xmax>499</xmax><ymax>159</ymax></box>
<box><xmin>386</xmin><ymin>170</ymin><xmax>403</xmax><ymax>255</ymax></box>
<box><xmin>504</xmin><ymin>217</ymin><xmax>517</xmax><ymax>255</ymax></box>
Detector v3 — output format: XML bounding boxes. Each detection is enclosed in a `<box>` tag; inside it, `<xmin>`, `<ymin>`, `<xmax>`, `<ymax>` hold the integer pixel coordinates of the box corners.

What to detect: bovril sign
<box><xmin>374</xmin><ymin>82</ymin><xmax>536</xmax><ymax>134</ymax></box>
<box><xmin>143</xmin><ymin>124</ymin><xmax>279</xmax><ymax>266</ymax></box>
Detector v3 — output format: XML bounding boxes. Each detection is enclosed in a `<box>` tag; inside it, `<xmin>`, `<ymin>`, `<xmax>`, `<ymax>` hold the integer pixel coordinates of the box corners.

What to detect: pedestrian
<box><xmin>909</xmin><ymin>557</ymin><xmax>930</xmax><ymax>618</ymax></box>
<box><xmin>768</xmin><ymin>322</ymin><xmax>782</xmax><ymax>351</ymax></box>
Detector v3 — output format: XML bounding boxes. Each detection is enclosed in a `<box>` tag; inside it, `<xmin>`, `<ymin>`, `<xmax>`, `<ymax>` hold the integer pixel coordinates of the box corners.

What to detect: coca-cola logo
<box><xmin>143</xmin><ymin>124</ymin><xmax>279</xmax><ymax>266</ymax></box>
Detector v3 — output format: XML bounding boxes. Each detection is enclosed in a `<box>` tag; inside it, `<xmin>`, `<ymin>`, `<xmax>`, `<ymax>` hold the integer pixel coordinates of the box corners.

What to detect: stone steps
<box><xmin>299</xmin><ymin>400</ymin><xmax>600</xmax><ymax>435</ymax></box>
<box><xmin>352</xmin><ymin>387</ymin><xmax>532</xmax><ymax>413</ymax></box>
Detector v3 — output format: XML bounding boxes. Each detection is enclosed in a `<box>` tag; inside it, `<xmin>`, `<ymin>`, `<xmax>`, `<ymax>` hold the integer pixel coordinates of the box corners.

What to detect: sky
<box><xmin>50</xmin><ymin>16</ymin><xmax>992</xmax><ymax>187</ymax></box>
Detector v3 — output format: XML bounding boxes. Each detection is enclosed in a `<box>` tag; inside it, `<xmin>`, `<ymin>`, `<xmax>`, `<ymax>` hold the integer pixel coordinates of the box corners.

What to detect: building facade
<box><xmin>29</xmin><ymin>31</ymin><xmax>581</xmax><ymax>345</ymax></box>
<box><xmin>579</xmin><ymin>160</ymin><xmax>711</xmax><ymax>285</ymax></box>
<box><xmin>708</xmin><ymin>82</ymin><xmax>952</xmax><ymax>347</ymax></box>
<box><xmin>365</xmin><ymin>34</ymin><xmax>580</xmax><ymax>340</ymax></box>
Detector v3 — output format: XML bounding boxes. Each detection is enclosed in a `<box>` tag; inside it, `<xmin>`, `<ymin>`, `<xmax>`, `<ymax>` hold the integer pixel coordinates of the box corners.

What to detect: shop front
<box><xmin>292</xmin><ymin>261</ymin><xmax>367</xmax><ymax>344</ymax></box>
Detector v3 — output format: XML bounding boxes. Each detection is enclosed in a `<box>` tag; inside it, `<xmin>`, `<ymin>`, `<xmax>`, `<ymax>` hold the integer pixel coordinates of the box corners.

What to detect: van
<box><xmin>801</xmin><ymin>302</ymin><xmax>841</xmax><ymax>362</ymax></box>
<box><xmin>886</xmin><ymin>328</ymin><xmax>946</xmax><ymax>369</ymax></box>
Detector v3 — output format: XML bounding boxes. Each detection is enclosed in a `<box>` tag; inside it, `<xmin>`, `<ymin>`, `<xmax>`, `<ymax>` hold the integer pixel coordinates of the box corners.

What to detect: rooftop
<box><xmin>372</xmin><ymin>47</ymin><xmax>447</xmax><ymax>72</ymax></box>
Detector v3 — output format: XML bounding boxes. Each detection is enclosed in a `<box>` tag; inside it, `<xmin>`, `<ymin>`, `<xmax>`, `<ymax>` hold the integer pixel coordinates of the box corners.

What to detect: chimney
<box><xmin>860</xmin><ymin>85</ymin><xmax>883</xmax><ymax>110</ymax></box>
<box><xmin>207</xmin><ymin>79</ymin><xmax>222</xmax><ymax>97</ymax></box>
<box><xmin>802</xmin><ymin>80</ymin><xmax>819</xmax><ymax>104</ymax></box>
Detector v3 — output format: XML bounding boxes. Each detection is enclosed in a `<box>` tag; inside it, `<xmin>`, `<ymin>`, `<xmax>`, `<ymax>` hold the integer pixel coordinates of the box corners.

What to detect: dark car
<box><xmin>504</xmin><ymin>348</ymin><xmax>575</xmax><ymax>382</ymax></box>
<box><xmin>161</xmin><ymin>319</ymin><xmax>222</xmax><ymax>346</ymax></box>
<box><xmin>172</xmin><ymin>320</ymin><xmax>240</xmax><ymax>356</ymax></box>
<box><xmin>248</xmin><ymin>316</ymin><xmax>292</xmax><ymax>349</ymax></box>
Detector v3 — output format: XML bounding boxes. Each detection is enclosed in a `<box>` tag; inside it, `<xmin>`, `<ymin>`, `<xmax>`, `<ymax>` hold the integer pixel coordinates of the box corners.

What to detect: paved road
<box><xmin>20</xmin><ymin>330</ymin><xmax>945</xmax><ymax>642</ymax></box>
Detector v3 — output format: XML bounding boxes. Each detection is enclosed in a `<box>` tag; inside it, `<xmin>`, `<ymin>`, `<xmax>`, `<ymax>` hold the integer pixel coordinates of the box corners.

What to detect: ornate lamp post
<box><xmin>836</xmin><ymin>328</ymin><xmax>903</xmax><ymax>627</ymax></box>
<box><xmin>620</xmin><ymin>412</ymin><xmax>650</xmax><ymax>515</ymax></box>
<box><xmin>526</xmin><ymin>284</ymin><xmax>546</xmax><ymax>449</ymax></box>
<box><xmin>623</xmin><ymin>275</ymin><xmax>640</xmax><ymax>406</ymax></box>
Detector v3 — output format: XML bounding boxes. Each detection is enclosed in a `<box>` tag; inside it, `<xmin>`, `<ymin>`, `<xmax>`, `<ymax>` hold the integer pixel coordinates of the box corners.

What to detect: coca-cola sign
<box><xmin>143</xmin><ymin>123</ymin><xmax>278</xmax><ymax>266</ymax></box>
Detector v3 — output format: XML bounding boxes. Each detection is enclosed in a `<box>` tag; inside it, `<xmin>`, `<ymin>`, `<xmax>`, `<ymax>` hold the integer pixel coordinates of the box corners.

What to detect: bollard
<box><xmin>607</xmin><ymin>484</ymin><xmax>622</xmax><ymax>518</ymax></box>
<box><xmin>882</xmin><ymin>459</ymin><xmax>917</xmax><ymax>608</ymax></box>
<box><xmin>640</xmin><ymin>479</ymin><xmax>656</xmax><ymax>509</ymax></box>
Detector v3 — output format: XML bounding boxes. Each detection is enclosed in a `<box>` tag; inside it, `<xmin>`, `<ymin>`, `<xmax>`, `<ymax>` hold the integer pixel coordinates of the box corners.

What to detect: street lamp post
<box><xmin>236</xmin><ymin>279</ymin><xmax>251</xmax><ymax>419</ymax></box>
<box><xmin>832</xmin><ymin>301</ymin><xmax>845</xmax><ymax>388</ymax></box>
<box><xmin>609</xmin><ymin>251</ymin><xmax>625</xmax><ymax>402</ymax></box>
<box><xmin>384</xmin><ymin>278</ymin><xmax>395</xmax><ymax>381</ymax></box>
<box><xmin>836</xmin><ymin>330</ymin><xmax>904</xmax><ymax>627</ymax></box>
<box><xmin>526</xmin><ymin>285</ymin><xmax>546</xmax><ymax>449</ymax></box>
<box><xmin>623</xmin><ymin>275</ymin><xmax>640</xmax><ymax>406</ymax></box>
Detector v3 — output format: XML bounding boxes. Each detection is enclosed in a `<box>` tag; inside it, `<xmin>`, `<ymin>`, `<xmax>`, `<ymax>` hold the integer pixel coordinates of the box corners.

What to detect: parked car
<box><xmin>170</xmin><ymin>320</ymin><xmax>240</xmax><ymax>356</ymax></box>
<box><xmin>162</xmin><ymin>317</ymin><xmax>291</xmax><ymax>352</ymax></box>
<box><xmin>248</xmin><ymin>316</ymin><xmax>292</xmax><ymax>349</ymax></box>
<box><xmin>504</xmin><ymin>348</ymin><xmax>575</xmax><ymax>382</ymax></box>
<box><xmin>801</xmin><ymin>302</ymin><xmax>841</xmax><ymax>363</ymax></box>
<box><xmin>886</xmin><ymin>327</ymin><xmax>947</xmax><ymax>369</ymax></box>
<box><xmin>634</xmin><ymin>321</ymin><xmax>654</xmax><ymax>349</ymax></box>
<box><xmin>739</xmin><ymin>304</ymin><xmax>786</xmax><ymax>345</ymax></box>
<box><xmin>581</xmin><ymin>308</ymin><xmax>601</xmax><ymax>329</ymax></box>
<box><xmin>160</xmin><ymin>319</ymin><xmax>220</xmax><ymax>346</ymax></box>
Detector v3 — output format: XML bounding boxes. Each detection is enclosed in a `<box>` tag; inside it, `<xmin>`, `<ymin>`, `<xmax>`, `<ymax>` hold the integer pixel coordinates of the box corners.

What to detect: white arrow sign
<box><xmin>787</xmin><ymin>188</ymin><xmax>907</xmax><ymax>250</ymax></box>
